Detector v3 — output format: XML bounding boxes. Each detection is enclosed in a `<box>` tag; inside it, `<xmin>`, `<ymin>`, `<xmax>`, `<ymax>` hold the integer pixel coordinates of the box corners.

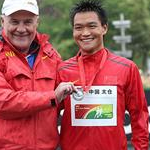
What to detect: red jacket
<box><xmin>57</xmin><ymin>48</ymin><xmax>149</xmax><ymax>150</ymax></box>
<box><xmin>0</xmin><ymin>31</ymin><xmax>61</xmax><ymax>150</ymax></box>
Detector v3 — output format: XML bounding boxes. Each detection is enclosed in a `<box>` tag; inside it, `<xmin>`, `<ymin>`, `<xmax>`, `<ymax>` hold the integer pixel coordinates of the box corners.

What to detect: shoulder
<box><xmin>106</xmin><ymin>50</ymin><xmax>136</xmax><ymax>68</ymax></box>
<box><xmin>42</xmin><ymin>43</ymin><xmax>62</xmax><ymax>66</ymax></box>
<box><xmin>37</xmin><ymin>32</ymin><xmax>61</xmax><ymax>61</ymax></box>
<box><xmin>0</xmin><ymin>41</ymin><xmax>7</xmax><ymax>73</ymax></box>
<box><xmin>58</xmin><ymin>56</ymin><xmax>77</xmax><ymax>72</ymax></box>
<box><xmin>0</xmin><ymin>40</ymin><xmax>5</xmax><ymax>58</ymax></box>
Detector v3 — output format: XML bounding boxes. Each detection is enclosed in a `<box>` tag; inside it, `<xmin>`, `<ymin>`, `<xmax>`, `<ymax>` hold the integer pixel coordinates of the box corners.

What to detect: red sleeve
<box><xmin>56</xmin><ymin>68</ymin><xmax>65</xmax><ymax>116</ymax></box>
<box><xmin>125</xmin><ymin>63</ymin><xmax>149</xmax><ymax>150</ymax></box>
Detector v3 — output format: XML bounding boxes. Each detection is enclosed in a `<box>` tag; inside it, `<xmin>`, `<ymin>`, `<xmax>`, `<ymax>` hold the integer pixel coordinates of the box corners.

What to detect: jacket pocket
<box><xmin>35</xmin><ymin>58</ymin><xmax>57</xmax><ymax>80</ymax></box>
<box><xmin>35</xmin><ymin>69</ymin><xmax>56</xmax><ymax>80</ymax></box>
<box><xmin>4</xmin><ymin>68</ymin><xmax>31</xmax><ymax>91</ymax></box>
<box><xmin>34</xmin><ymin>68</ymin><xmax>56</xmax><ymax>90</ymax></box>
<box><xmin>5</xmin><ymin>68</ymin><xmax>30</xmax><ymax>81</ymax></box>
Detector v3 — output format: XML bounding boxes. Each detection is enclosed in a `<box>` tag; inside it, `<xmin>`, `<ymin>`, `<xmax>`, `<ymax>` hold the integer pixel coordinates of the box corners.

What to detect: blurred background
<box><xmin>0</xmin><ymin>0</ymin><xmax>150</xmax><ymax>149</ymax></box>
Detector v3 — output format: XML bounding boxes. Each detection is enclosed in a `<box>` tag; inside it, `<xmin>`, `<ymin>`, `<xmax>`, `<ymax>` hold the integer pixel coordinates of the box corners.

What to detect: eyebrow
<box><xmin>74</xmin><ymin>21</ymin><xmax>98</xmax><ymax>26</ymax></box>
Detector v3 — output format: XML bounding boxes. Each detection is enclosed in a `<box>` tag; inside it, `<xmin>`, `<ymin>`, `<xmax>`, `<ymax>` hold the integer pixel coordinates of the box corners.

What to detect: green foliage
<box><xmin>101</xmin><ymin>0</ymin><xmax>150</xmax><ymax>70</ymax></box>
<box><xmin>38</xmin><ymin>0</ymin><xmax>150</xmax><ymax>65</ymax></box>
<box><xmin>38</xmin><ymin>0</ymin><xmax>76</xmax><ymax>59</ymax></box>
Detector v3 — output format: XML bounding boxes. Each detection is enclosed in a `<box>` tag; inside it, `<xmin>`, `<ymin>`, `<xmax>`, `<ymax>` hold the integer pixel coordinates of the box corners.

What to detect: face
<box><xmin>73</xmin><ymin>11</ymin><xmax>108</xmax><ymax>55</ymax></box>
<box><xmin>1</xmin><ymin>10</ymin><xmax>39</xmax><ymax>53</ymax></box>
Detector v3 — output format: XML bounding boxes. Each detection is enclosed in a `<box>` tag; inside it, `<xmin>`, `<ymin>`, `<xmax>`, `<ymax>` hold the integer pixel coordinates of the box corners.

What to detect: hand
<box><xmin>55</xmin><ymin>82</ymin><xmax>77</xmax><ymax>103</ymax></box>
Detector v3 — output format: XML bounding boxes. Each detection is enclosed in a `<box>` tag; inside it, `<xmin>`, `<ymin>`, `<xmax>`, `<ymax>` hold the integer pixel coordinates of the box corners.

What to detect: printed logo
<box><xmin>75</xmin><ymin>104</ymin><xmax>113</xmax><ymax>119</ymax></box>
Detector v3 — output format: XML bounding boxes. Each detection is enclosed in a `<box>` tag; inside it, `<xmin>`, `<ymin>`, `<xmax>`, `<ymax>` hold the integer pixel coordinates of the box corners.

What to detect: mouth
<box><xmin>81</xmin><ymin>38</ymin><xmax>94</xmax><ymax>42</ymax></box>
<box><xmin>13</xmin><ymin>34</ymin><xmax>29</xmax><ymax>38</ymax></box>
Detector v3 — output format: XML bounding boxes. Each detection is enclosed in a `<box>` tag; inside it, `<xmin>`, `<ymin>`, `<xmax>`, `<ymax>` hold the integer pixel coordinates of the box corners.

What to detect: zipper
<box><xmin>30</xmin><ymin>69</ymin><xmax>37</xmax><ymax>149</ymax></box>
<box><xmin>31</xmin><ymin>70</ymin><xmax>35</xmax><ymax>91</ymax></box>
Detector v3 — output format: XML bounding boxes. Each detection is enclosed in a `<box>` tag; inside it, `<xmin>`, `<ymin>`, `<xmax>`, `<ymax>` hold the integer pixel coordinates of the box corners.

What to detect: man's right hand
<box><xmin>55</xmin><ymin>82</ymin><xmax>77</xmax><ymax>103</ymax></box>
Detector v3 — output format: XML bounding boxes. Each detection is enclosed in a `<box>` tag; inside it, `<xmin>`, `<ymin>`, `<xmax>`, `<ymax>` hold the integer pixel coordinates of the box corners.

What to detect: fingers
<box><xmin>64</xmin><ymin>86</ymin><xmax>73</xmax><ymax>95</ymax></box>
<box><xmin>55</xmin><ymin>82</ymin><xmax>77</xmax><ymax>103</ymax></box>
<box><xmin>63</xmin><ymin>82</ymin><xmax>77</xmax><ymax>94</ymax></box>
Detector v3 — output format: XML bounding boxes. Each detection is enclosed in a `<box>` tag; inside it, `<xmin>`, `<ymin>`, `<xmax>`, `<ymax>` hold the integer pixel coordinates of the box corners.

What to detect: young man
<box><xmin>57</xmin><ymin>0</ymin><xmax>149</xmax><ymax>150</ymax></box>
<box><xmin>0</xmin><ymin>0</ymin><xmax>75</xmax><ymax>149</ymax></box>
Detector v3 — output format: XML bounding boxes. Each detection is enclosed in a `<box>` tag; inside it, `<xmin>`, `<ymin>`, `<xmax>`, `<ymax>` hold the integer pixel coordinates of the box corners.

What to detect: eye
<box><xmin>75</xmin><ymin>27</ymin><xmax>82</xmax><ymax>30</ymax></box>
<box><xmin>10</xmin><ymin>20</ymin><xmax>19</xmax><ymax>25</ymax></box>
<box><xmin>74</xmin><ymin>25</ymin><xmax>83</xmax><ymax>31</ymax></box>
<box><xmin>24</xmin><ymin>19</ymin><xmax>33</xmax><ymax>25</ymax></box>
<box><xmin>89</xmin><ymin>24</ymin><xmax>97</xmax><ymax>29</ymax></box>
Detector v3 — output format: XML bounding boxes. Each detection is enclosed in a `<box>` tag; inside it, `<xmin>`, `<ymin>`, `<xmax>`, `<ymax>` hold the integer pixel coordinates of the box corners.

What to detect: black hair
<box><xmin>70</xmin><ymin>0</ymin><xmax>108</xmax><ymax>26</ymax></box>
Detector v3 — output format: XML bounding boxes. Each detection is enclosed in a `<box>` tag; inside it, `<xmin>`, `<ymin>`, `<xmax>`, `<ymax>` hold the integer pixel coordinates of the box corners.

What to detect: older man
<box><xmin>0</xmin><ymin>0</ymin><xmax>75</xmax><ymax>149</ymax></box>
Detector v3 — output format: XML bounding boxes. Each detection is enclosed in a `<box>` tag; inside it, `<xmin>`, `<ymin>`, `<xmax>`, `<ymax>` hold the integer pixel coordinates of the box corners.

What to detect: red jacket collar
<box><xmin>76</xmin><ymin>48</ymin><xmax>106</xmax><ymax>60</ymax></box>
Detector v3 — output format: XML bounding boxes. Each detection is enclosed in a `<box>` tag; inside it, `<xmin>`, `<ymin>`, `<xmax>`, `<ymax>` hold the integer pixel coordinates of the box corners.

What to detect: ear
<box><xmin>102</xmin><ymin>24</ymin><xmax>108</xmax><ymax>35</ymax></box>
<box><xmin>36</xmin><ymin>16</ymin><xmax>40</xmax><ymax>27</ymax></box>
<box><xmin>0</xmin><ymin>15</ymin><xmax>5</xmax><ymax>28</ymax></box>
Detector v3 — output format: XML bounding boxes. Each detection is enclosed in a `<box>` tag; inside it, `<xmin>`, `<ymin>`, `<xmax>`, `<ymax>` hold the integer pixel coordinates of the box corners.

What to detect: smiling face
<box><xmin>73</xmin><ymin>11</ymin><xmax>108</xmax><ymax>55</ymax></box>
<box><xmin>1</xmin><ymin>10</ymin><xmax>39</xmax><ymax>54</ymax></box>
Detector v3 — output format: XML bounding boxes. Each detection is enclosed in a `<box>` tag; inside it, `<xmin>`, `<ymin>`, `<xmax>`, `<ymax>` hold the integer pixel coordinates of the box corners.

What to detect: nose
<box><xmin>82</xmin><ymin>27</ymin><xmax>90</xmax><ymax>36</ymax></box>
<box><xmin>16</xmin><ymin>23</ymin><xmax>26</xmax><ymax>33</ymax></box>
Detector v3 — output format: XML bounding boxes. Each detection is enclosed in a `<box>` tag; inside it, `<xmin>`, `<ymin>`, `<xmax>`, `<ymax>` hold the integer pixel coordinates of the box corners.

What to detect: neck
<box><xmin>81</xmin><ymin>48</ymin><xmax>104</xmax><ymax>56</ymax></box>
<box><xmin>19</xmin><ymin>48</ymin><xmax>29</xmax><ymax>55</ymax></box>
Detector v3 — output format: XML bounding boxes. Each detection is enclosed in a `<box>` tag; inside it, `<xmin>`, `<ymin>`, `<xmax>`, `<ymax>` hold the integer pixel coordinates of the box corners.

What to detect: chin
<box><xmin>13</xmin><ymin>42</ymin><xmax>29</xmax><ymax>49</ymax></box>
<box><xmin>14</xmin><ymin>45</ymin><xmax>28</xmax><ymax>52</ymax></box>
